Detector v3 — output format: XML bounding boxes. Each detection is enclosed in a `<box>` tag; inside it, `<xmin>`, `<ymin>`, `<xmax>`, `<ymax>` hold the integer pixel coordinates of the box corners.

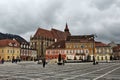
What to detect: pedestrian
<box><xmin>12</xmin><ymin>57</ymin><xmax>15</xmax><ymax>63</ymax></box>
<box><xmin>62</xmin><ymin>58</ymin><xmax>65</xmax><ymax>65</ymax></box>
<box><xmin>19</xmin><ymin>59</ymin><xmax>21</xmax><ymax>62</ymax></box>
<box><xmin>42</xmin><ymin>58</ymin><xmax>46</xmax><ymax>68</ymax></box>
<box><xmin>1</xmin><ymin>58</ymin><xmax>4</xmax><ymax>64</ymax></box>
<box><xmin>15</xmin><ymin>59</ymin><xmax>17</xmax><ymax>64</ymax></box>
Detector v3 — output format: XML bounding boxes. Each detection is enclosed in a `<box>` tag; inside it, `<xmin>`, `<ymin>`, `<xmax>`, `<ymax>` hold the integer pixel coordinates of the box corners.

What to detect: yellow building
<box><xmin>0</xmin><ymin>39</ymin><xmax>20</xmax><ymax>61</ymax></box>
<box><xmin>95</xmin><ymin>42</ymin><xmax>112</xmax><ymax>62</ymax></box>
<box><xmin>65</xmin><ymin>35</ymin><xmax>95</xmax><ymax>61</ymax></box>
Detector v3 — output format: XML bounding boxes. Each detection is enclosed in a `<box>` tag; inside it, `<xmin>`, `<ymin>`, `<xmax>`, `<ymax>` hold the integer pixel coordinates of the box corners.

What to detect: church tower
<box><xmin>64</xmin><ymin>23</ymin><xmax>71</xmax><ymax>36</ymax></box>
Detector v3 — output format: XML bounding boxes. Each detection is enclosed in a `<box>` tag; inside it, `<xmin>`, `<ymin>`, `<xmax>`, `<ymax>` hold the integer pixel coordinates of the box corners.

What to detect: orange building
<box><xmin>0</xmin><ymin>39</ymin><xmax>20</xmax><ymax>61</ymax></box>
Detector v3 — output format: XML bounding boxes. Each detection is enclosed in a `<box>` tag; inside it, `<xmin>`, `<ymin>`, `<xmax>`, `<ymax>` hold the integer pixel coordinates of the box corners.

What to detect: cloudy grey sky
<box><xmin>0</xmin><ymin>0</ymin><xmax>120</xmax><ymax>43</ymax></box>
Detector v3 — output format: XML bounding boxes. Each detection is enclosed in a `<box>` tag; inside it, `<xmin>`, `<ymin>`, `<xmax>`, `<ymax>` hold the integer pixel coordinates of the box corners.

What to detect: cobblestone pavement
<box><xmin>0</xmin><ymin>61</ymin><xmax>120</xmax><ymax>80</ymax></box>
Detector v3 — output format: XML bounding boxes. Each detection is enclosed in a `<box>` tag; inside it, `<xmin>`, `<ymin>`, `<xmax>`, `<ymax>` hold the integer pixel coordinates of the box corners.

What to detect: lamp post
<box><xmin>41</xmin><ymin>37</ymin><xmax>44</xmax><ymax>59</ymax></box>
<box><xmin>91</xmin><ymin>34</ymin><xmax>97</xmax><ymax>65</ymax></box>
<box><xmin>81</xmin><ymin>45</ymin><xmax>84</xmax><ymax>61</ymax></box>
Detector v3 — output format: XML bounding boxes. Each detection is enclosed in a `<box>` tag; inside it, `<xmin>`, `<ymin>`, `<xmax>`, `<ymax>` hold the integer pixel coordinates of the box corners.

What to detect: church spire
<box><xmin>64</xmin><ymin>23</ymin><xmax>71</xmax><ymax>36</ymax></box>
<box><xmin>64</xmin><ymin>23</ymin><xmax>69</xmax><ymax>32</ymax></box>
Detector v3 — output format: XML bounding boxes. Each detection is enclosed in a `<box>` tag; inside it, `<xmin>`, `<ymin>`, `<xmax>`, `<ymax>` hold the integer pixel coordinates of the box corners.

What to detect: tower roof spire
<box><xmin>64</xmin><ymin>22</ymin><xmax>69</xmax><ymax>32</ymax></box>
<box><xmin>64</xmin><ymin>22</ymin><xmax>71</xmax><ymax>36</ymax></box>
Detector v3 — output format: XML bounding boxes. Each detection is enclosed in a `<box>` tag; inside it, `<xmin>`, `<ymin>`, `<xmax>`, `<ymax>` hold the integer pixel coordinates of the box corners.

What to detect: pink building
<box><xmin>45</xmin><ymin>40</ymin><xmax>66</xmax><ymax>62</ymax></box>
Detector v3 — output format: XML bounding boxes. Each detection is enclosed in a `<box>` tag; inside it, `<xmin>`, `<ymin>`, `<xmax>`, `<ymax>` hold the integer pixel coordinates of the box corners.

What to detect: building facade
<box><xmin>20</xmin><ymin>43</ymin><xmax>37</xmax><ymax>61</ymax></box>
<box><xmin>65</xmin><ymin>35</ymin><xmax>95</xmax><ymax>61</ymax></box>
<box><xmin>30</xmin><ymin>23</ymin><xmax>71</xmax><ymax>60</ymax></box>
<box><xmin>113</xmin><ymin>45</ymin><xmax>120</xmax><ymax>60</ymax></box>
<box><xmin>45</xmin><ymin>35</ymin><xmax>95</xmax><ymax>62</ymax></box>
<box><xmin>0</xmin><ymin>39</ymin><xmax>20</xmax><ymax>61</ymax></box>
<box><xmin>95</xmin><ymin>42</ymin><xmax>113</xmax><ymax>62</ymax></box>
<box><xmin>45</xmin><ymin>40</ymin><xmax>66</xmax><ymax>63</ymax></box>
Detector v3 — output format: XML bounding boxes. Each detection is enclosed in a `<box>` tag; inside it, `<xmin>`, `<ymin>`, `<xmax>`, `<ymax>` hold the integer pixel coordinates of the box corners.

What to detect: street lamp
<box><xmin>81</xmin><ymin>45</ymin><xmax>84</xmax><ymax>61</ymax></box>
<box><xmin>91</xmin><ymin>34</ymin><xmax>97</xmax><ymax>65</ymax></box>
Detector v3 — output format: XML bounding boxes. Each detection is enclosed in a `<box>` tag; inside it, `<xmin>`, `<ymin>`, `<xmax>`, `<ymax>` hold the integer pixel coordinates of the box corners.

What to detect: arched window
<box><xmin>8</xmin><ymin>56</ymin><xmax>10</xmax><ymax>59</ymax></box>
<box><xmin>105</xmin><ymin>56</ymin><xmax>107</xmax><ymax>60</ymax></box>
<box><xmin>97</xmin><ymin>56</ymin><xmax>99</xmax><ymax>60</ymax></box>
<box><xmin>101</xmin><ymin>56</ymin><xmax>103</xmax><ymax>60</ymax></box>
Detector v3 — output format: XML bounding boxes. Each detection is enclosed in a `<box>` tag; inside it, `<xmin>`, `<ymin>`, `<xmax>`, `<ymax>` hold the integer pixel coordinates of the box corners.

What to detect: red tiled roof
<box><xmin>113</xmin><ymin>46</ymin><xmax>120</xmax><ymax>52</ymax></box>
<box><xmin>95</xmin><ymin>42</ymin><xmax>109</xmax><ymax>47</ymax></box>
<box><xmin>34</xmin><ymin>28</ymin><xmax>53</xmax><ymax>38</ymax></box>
<box><xmin>51</xmin><ymin>28</ymin><xmax>67</xmax><ymax>41</ymax></box>
<box><xmin>0</xmin><ymin>39</ymin><xmax>20</xmax><ymax>47</ymax></box>
<box><xmin>47</xmin><ymin>40</ymin><xmax>65</xmax><ymax>49</ymax></box>
<box><xmin>66</xmin><ymin>35</ymin><xmax>94</xmax><ymax>43</ymax></box>
<box><xmin>34</xmin><ymin>27</ymin><xmax>70</xmax><ymax>41</ymax></box>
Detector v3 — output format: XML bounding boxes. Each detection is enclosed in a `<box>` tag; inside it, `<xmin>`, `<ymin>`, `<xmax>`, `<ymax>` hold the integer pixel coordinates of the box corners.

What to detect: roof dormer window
<box><xmin>58</xmin><ymin>45</ymin><xmax>60</xmax><ymax>48</ymax></box>
<box><xmin>8</xmin><ymin>43</ymin><xmax>12</xmax><ymax>46</ymax></box>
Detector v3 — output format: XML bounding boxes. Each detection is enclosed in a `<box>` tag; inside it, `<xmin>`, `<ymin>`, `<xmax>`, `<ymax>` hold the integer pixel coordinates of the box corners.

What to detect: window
<box><xmin>74</xmin><ymin>44</ymin><xmax>78</xmax><ymax>48</ymax></box>
<box><xmin>86</xmin><ymin>50</ymin><xmax>89</xmax><ymax>53</ymax></box>
<box><xmin>52</xmin><ymin>46</ymin><xmax>55</xmax><ymax>48</ymax></box>
<box><xmin>46</xmin><ymin>42</ymin><xmax>49</xmax><ymax>46</ymax></box>
<box><xmin>17</xmin><ymin>51</ymin><xmax>19</xmax><ymax>53</ymax></box>
<box><xmin>2</xmin><ymin>49</ymin><xmax>4</xmax><ymax>53</ymax></box>
<box><xmin>47</xmin><ymin>51</ymin><xmax>50</xmax><ymax>54</ymax></box>
<box><xmin>69</xmin><ymin>45</ymin><xmax>72</xmax><ymax>48</ymax></box>
<box><xmin>74</xmin><ymin>50</ymin><xmax>76</xmax><ymax>53</ymax></box>
<box><xmin>105</xmin><ymin>56</ymin><xmax>107</xmax><ymax>60</ymax></box>
<box><xmin>58</xmin><ymin>45</ymin><xmax>60</xmax><ymax>48</ymax></box>
<box><xmin>66</xmin><ymin>50</ymin><xmax>68</xmax><ymax>54</ymax></box>
<box><xmin>99</xmin><ymin>49</ymin><xmax>101</xmax><ymax>53</ymax></box>
<box><xmin>13</xmin><ymin>50</ymin><xmax>15</xmax><ymax>53</ymax></box>
<box><xmin>97</xmin><ymin>56</ymin><xmax>99</xmax><ymax>60</ymax></box>
<box><xmin>76</xmin><ymin>50</ymin><xmax>79</xmax><ymax>53</ymax></box>
<box><xmin>52</xmin><ymin>51</ymin><xmax>55</xmax><ymax>54</ymax></box>
<box><xmin>91</xmin><ymin>44</ymin><xmax>93</xmax><ymax>48</ymax></box>
<box><xmin>81</xmin><ymin>50</ymin><xmax>83</xmax><ymax>53</ymax></box>
<box><xmin>81</xmin><ymin>45</ymin><xmax>84</xmax><ymax>48</ymax></box>
<box><xmin>10</xmin><ymin>50</ymin><xmax>12</xmax><ymax>53</ymax></box>
<box><xmin>7</xmin><ymin>56</ymin><xmax>10</xmax><ymax>59</ymax></box>
<box><xmin>70</xmin><ymin>50</ymin><xmax>73</xmax><ymax>53</ymax></box>
<box><xmin>101</xmin><ymin>56</ymin><xmax>103</xmax><ymax>60</ymax></box>
<box><xmin>66</xmin><ymin>45</ymin><xmax>69</xmax><ymax>48</ymax></box>
<box><xmin>7</xmin><ymin>50</ymin><xmax>9</xmax><ymax>53</ymax></box>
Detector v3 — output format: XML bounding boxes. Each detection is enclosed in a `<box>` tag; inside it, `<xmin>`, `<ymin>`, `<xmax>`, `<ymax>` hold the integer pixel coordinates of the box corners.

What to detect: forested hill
<box><xmin>0</xmin><ymin>32</ymin><xmax>28</xmax><ymax>44</ymax></box>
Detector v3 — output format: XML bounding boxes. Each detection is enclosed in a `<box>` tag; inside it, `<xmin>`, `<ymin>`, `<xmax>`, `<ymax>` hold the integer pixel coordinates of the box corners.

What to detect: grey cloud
<box><xmin>0</xmin><ymin>0</ymin><xmax>64</xmax><ymax>34</ymax></box>
<box><xmin>92</xmin><ymin>0</ymin><xmax>117</xmax><ymax>10</ymax></box>
<box><xmin>0</xmin><ymin>0</ymin><xmax>120</xmax><ymax>43</ymax></box>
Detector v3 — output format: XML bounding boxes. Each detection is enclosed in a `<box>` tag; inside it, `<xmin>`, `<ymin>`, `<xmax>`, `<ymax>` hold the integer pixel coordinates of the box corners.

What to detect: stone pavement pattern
<box><xmin>0</xmin><ymin>61</ymin><xmax>120</xmax><ymax>80</ymax></box>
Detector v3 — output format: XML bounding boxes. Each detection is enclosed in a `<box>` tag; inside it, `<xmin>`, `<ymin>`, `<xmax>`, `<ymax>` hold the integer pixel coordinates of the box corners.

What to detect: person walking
<box><xmin>62</xmin><ymin>58</ymin><xmax>65</xmax><ymax>65</ymax></box>
<box><xmin>42</xmin><ymin>58</ymin><xmax>46</xmax><ymax>68</ymax></box>
<box><xmin>12</xmin><ymin>57</ymin><xmax>15</xmax><ymax>63</ymax></box>
<box><xmin>1</xmin><ymin>58</ymin><xmax>4</xmax><ymax>64</ymax></box>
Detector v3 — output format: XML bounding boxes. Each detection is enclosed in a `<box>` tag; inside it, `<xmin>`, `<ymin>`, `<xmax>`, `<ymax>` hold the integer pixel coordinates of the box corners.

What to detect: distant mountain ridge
<box><xmin>0</xmin><ymin>32</ymin><xmax>28</xmax><ymax>44</ymax></box>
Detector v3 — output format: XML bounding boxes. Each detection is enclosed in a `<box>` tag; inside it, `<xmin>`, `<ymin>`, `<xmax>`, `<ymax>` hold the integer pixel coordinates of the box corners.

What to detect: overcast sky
<box><xmin>0</xmin><ymin>0</ymin><xmax>120</xmax><ymax>43</ymax></box>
